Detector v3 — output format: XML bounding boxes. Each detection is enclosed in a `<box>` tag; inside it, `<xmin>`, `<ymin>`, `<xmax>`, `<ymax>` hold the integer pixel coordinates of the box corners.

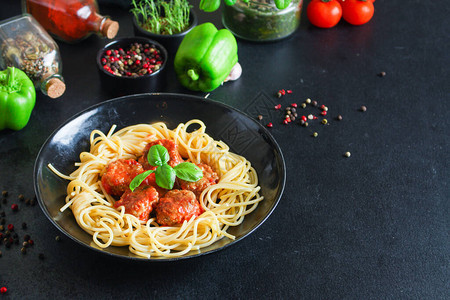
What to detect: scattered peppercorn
<box><xmin>11</xmin><ymin>203</ymin><xmax>18</xmax><ymax>211</ymax></box>
<box><xmin>18</xmin><ymin>194</ymin><xmax>24</xmax><ymax>201</ymax></box>
<box><xmin>308</xmin><ymin>114</ymin><xmax>314</xmax><ymax>120</ymax></box>
<box><xmin>1</xmin><ymin>198</ymin><xmax>6</xmax><ymax>204</ymax></box>
<box><xmin>303</xmin><ymin>122</ymin><xmax>309</xmax><ymax>127</ymax></box>
<box><xmin>28</xmin><ymin>239</ymin><xmax>34</xmax><ymax>246</ymax></box>
<box><xmin>360</xmin><ymin>106</ymin><xmax>367</xmax><ymax>112</ymax></box>
<box><xmin>337</xmin><ymin>115</ymin><xmax>343</xmax><ymax>121</ymax></box>
<box><xmin>2</xmin><ymin>191</ymin><xmax>7</xmax><ymax>197</ymax></box>
<box><xmin>274</xmin><ymin>104</ymin><xmax>281</xmax><ymax>110</ymax></box>
<box><xmin>291</xmin><ymin>103</ymin><xmax>297</xmax><ymax>108</ymax></box>
<box><xmin>22</xmin><ymin>222</ymin><xmax>27</xmax><ymax>229</ymax></box>
<box><xmin>301</xmin><ymin>103</ymin><xmax>306</xmax><ymax>109</ymax></box>
<box><xmin>313</xmin><ymin>132</ymin><xmax>318</xmax><ymax>138</ymax></box>
<box><xmin>321</xmin><ymin>111</ymin><xmax>327</xmax><ymax>116</ymax></box>
<box><xmin>311</xmin><ymin>100</ymin><xmax>318</xmax><ymax>107</ymax></box>
<box><xmin>38</xmin><ymin>253</ymin><xmax>45</xmax><ymax>260</ymax></box>
<box><xmin>322</xmin><ymin>119</ymin><xmax>328</xmax><ymax>125</ymax></box>
<box><xmin>305</xmin><ymin>98</ymin><xmax>311</xmax><ymax>104</ymax></box>
<box><xmin>55</xmin><ymin>235</ymin><xmax>61</xmax><ymax>242</ymax></box>
<box><xmin>257</xmin><ymin>115</ymin><xmax>263</xmax><ymax>120</ymax></box>
<box><xmin>23</xmin><ymin>241</ymin><xmax>29</xmax><ymax>248</ymax></box>
<box><xmin>24</xmin><ymin>234</ymin><xmax>30</xmax><ymax>241</ymax></box>
<box><xmin>287</xmin><ymin>90</ymin><xmax>293</xmax><ymax>94</ymax></box>
<box><xmin>267</xmin><ymin>122</ymin><xmax>273</xmax><ymax>128</ymax></box>
<box><xmin>21</xmin><ymin>247</ymin><xmax>27</xmax><ymax>254</ymax></box>
<box><xmin>378</xmin><ymin>71</ymin><xmax>386</xmax><ymax>77</ymax></box>
<box><xmin>0</xmin><ymin>287</ymin><xmax>7</xmax><ymax>294</ymax></box>
<box><xmin>344</xmin><ymin>152</ymin><xmax>351</xmax><ymax>158</ymax></box>
<box><xmin>0</xmin><ymin>250</ymin><xmax>2</xmax><ymax>257</ymax></box>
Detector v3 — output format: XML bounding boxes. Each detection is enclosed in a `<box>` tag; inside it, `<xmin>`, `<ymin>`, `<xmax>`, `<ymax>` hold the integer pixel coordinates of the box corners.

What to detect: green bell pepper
<box><xmin>0</xmin><ymin>67</ymin><xmax>36</xmax><ymax>131</ymax></box>
<box><xmin>199</xmin><ymin>0</ymin><xmax>221</xmax><ymax>12</ymax></box>
<box><xmin>174</xmin><ymin>22</ymin><xmax>238</xmax><ymax>92</ymax></box>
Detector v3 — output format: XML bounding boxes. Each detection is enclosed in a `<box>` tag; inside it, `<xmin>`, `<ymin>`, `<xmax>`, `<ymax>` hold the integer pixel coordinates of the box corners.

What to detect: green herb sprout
<box><xmin>131</xmin><ymin>0</ymin><xmax>192</xmax><ymax>35</ymax></box>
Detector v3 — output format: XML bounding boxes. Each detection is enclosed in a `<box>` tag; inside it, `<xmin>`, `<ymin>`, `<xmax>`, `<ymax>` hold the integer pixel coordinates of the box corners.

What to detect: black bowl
<box><xmin>96</xmin><ymin>37</ymin><xmax>168</xmax><ymax>97</ymax></box>
<box><xmin>132</xmin><ymin>9</ymin><xmax>197</xmax><ymax>54</ymax></box>
<box><xmin>34</xmin><ymin>93</ymin><xmax>286</xmax><ymax>261</ymax></box>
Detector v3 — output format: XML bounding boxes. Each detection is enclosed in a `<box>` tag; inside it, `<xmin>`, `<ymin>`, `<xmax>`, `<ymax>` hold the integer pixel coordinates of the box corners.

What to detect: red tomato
<box><xmin>307</xmin><ymin>0</ymin><xmax>343</xmax><ymax>29</ymax></box>
<box><xmin>341</xmin><ymin>0</ymin><xmax>374</xmax><ymax>25</ymax></box>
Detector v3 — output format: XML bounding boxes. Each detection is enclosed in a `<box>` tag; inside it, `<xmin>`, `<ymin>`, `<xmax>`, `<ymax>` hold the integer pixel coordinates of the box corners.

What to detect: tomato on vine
<box><xmin>340</xmin><ymin>0</ymin><xmax>375</xmax><ymax>25</ymax></box>
<box><xmin>307</xmin><ymin>0</ymin><xmax>343</xmax><ymax>29</ymax></box>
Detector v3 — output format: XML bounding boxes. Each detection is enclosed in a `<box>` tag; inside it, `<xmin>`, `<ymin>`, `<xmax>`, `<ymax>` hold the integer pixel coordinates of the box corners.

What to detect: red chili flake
<box><xmin>320</xmin><ymin>104</ymin><xmax>326</xmax><ymax>110</ymax></box>
<box><xmin>0</xmin><ymin>287</ymin><xmax>7</xmax><ymax>294</ymax></box>
<box><xmin>291</xmin><ymin>103</ymin><xmax>298</xmax><ymax>108</ymax></box>
<box><xmin>321</xmin><ymin>111</ymin><xmax>327</xmax><ymax>116</ymax></box>
<box><xmin>28</xmin><ymin>239</ymin><xmax>34</xmax><ymax>246</ymax></box>
<box><xmin>266</xmin><ymin>123</ymin><xmax>273</xmax><ymax>128</ymax></box>
<box><xmin>301</xmin><ymin>116</ymin><xmax>307</xmax><ymax>122</ymax></box>
<box><xmin>7</xmin><ymin>224</ymin><xmax>14</xmax><ymax>231</ymax></box>
<box><xmin>287</xmin><ymin>90</ymin><xmax>293</xmax><ymax>94</ymax></box>
<box><xmin>283</xmin><ymin>119</ymin><xmax>289</xmax><ymax>125</ymax></box>
<box><xmin>11</xmin><ymin>203</ymin><xmax>18</xmax><ymax>211</ymax></box>
<box><xmin>313</xmin><ymin>116</ymin><xmax>318</xmax><ymax>120</ymax></box>
<box><xmin>274</xmin><ymin>104</ymin><xmax>282</xmax><ymax>110</ymax></box>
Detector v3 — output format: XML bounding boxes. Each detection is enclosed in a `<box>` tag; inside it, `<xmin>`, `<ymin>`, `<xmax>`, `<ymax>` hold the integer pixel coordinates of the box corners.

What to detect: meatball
<box><xmin>114</xmin><ymin>185</ymin><xmax>159</xmax><ymax>222</ymax></box>
<box><xmin>155</xmin><ymin>190</ymin><xmax>202</xmax><ymax>226</ymax></box>
<box><xmin>142</xmin><ymin>172</ymin><xmax>168</xmax><ymax>198</ymax></box>
<box><xmin>179</xmin><ymin>163</ymin><xmax>218</xmax><ymax>197</ymax></box>
<box><xmin>101</xmin><ymin>159</ymin><xmax>144</xmax><ymax>196</ymax></box>
<box><xmin>138</xmin><ymin>139</ymin><xmax>184</xmax><ymax>170</ymax></box>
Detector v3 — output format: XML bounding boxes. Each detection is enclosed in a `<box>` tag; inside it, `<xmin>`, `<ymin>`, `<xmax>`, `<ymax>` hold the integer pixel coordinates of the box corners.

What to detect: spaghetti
<box><xmin>49</xmin><ymin>119</ymin><xmax>263</xmax><ymax>258</ymax></box>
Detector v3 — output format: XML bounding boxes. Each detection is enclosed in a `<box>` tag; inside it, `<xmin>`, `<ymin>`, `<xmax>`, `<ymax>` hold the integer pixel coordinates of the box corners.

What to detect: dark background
<box><xmin>0</xmin><ymin>0</ymin><xmax>449</xmax><ymax>298</ymax></box>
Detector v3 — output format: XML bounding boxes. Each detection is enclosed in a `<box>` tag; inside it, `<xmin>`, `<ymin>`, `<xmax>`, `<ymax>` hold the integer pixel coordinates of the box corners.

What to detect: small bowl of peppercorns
<box><xmin>96</xmin><ymin>37</ymin><xmax>168</xmax><ymax>96</ymax></box>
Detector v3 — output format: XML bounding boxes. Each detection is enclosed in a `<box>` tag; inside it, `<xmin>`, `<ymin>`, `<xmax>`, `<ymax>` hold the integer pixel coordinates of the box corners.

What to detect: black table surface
<box><xmin>0</xmin><ymin>1</ymin><xmax>448</xmax><ymax>299</ymax></box>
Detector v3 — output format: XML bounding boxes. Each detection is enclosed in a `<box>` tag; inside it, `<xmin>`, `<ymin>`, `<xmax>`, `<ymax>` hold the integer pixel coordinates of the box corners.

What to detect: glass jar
<box><xmin>0</xmin><ymin>14</ymin><xmax>66</xmax><ymax>98</ymax></box>
<box><xmin>23</xmin><ymin>0</ymin><xmax>119</xmax><ymax>43</ymax></box>
<box><xmin>222</xmin><ymin>0</ymin><xmax>303</xmax><ymax>42</ymax></box>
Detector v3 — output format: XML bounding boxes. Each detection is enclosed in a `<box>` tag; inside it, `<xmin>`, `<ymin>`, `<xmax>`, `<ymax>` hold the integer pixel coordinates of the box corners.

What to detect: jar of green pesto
<box><xmin>222</xmin><ymin>0</ymin><xmax>303</xmax><ymax>42</ymax></box>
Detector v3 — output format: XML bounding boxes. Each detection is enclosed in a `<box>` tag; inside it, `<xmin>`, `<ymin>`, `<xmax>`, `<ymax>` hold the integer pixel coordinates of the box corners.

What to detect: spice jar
<box><xmin>0</xmin><ymin>14</ymin><xmax>66</xmax><ymax>98</ymax></box>
<box><xmin>222</xmin><ymin>0</ymin><xmax>303</xmax><ymax>42</ymax></box>
<box><xmin>23</xmin><ymin>0</ymin><xmax>119</xmax><ymax>43</ymax></box>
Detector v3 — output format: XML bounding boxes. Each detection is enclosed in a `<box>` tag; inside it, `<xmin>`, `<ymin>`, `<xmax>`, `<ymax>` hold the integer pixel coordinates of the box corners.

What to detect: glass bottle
<box><xmin>23</xmin><ymin>0</ymin><xmax>119</xmax><ymax>43</ymax></box>
<box><xmin>0</xmin><ymin>14</ymin><xmax>66</xmax><ymax>98</ymax></box>
<box><xmin>222</xmin><ymin>0</ymin><xmax>303</xmax><ymax>42</ymax></box>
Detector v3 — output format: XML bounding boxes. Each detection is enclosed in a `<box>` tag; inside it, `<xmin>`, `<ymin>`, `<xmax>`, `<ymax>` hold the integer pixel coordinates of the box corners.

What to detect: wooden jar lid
<box><xmin>102</xmin><ymin>19</ymin><xmax>119</xmax><ymax>39</ymax></box>
<box><xmin>46</xmin><ymin>78</ymin><xmax>66</xmax><ymax>98</ymax></box>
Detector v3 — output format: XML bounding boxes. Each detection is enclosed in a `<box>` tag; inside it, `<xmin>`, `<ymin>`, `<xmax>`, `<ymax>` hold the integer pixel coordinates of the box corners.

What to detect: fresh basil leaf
<box><xmin>147</xmin><ymin>144</ymin><xmax>170</xmax><ymax>167</ymax></box>
<box><xmin>155</xmin><ymin>164</ymin><xmax>176</xmax><ymax>190</ymax></box>
<box><xmin>173</xmin><ymin>162</ymin><xmax>203</xmax><ymax>182</ymax></box>
<box><xmin>129</xmin><ymin>170</ymin><xmax>154</xmax><ymax>192</ymax></box>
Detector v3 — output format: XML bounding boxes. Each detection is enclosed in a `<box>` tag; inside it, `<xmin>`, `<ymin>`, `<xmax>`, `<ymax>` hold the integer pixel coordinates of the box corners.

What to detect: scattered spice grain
<box><xmin>344</xmin><ymin>152</ymin><xmax>351</xmax><ymax>158</ymax></box>
<box><xmin>360</xmin><ymin>106</ymin><xmax>367</xmax><ymax>112</ymax></box>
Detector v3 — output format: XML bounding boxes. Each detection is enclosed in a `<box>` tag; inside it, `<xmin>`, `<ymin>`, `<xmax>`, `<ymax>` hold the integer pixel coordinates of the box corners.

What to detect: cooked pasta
<box><xmin>49</xmin><ymin>119</ymin><xmax>263</xmax><ymax>258</ymax></box>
